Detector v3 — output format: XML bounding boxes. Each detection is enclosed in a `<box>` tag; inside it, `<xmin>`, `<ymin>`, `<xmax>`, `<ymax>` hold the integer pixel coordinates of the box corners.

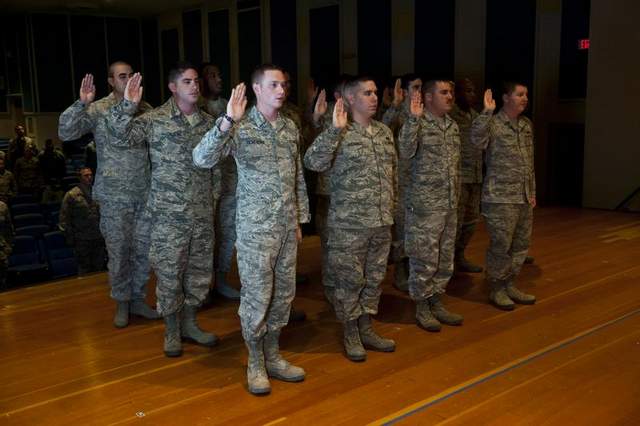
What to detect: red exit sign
<box><xmin>578</xmin><ymin>39</ymin><xmax>590</xmax><ymax>50</ymax></box>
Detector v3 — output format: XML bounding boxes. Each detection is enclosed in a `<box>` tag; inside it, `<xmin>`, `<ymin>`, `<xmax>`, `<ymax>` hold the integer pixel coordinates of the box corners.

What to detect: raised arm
<box><xmin>470</xmin><ymin>89</ymin><xmax>496</xmax><ymax>150</ymax></box>
<box><xmin>397</xmin><ymin>91</ymin><xmax>423</xmax><ymax>160</ymax></box>
<box><xmin>193</xmin><ymin>82</ymin><xmax>247</xmax><ymax>168</ymax></box>
<box><xmin>58</xmin><ymin>74</ymin><xmax>97</xmax><ymax>141</ymax></box>
<box><xmin>303</xmin><ymin>98</ymin><xmax>347</xmax><ymax>172</ymax></box>
<box><xmin>107</xmin><ymin>73</ymin><xmax>150</xmax><ymax>148</ymax></box>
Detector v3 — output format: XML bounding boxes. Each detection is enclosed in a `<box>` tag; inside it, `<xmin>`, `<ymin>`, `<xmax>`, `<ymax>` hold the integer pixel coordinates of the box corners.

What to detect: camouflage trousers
<box><xmin>74</xmin><ymin>238</ymin><xmax>106</xmax><ymax>275</ymax></box>
<box><xmin>455</xmin><ymin>183</ymin><xmax>482</xmax><ymax>254</ymax></box>
<box><xmin>214</xmin><ymin>194</ymin><xmax>236</xmax><ymax>273</ymax></box>
<box><xmin>236</xmin><ymin>226</ymin><xmax>297</xmax><ymax>342</ymax></box>
<box><xmin>99</xmin><ymin>200</ymin><xmax>151</xmax><ymax>302</ymax></box>
<box><xmin>327</xmin><ymin>226</ymin><xmax>391</xmax><ymax>322</ymax></box>
<box><xmin>482</xmin><ymin>202</ymin><xmax>533</xmax><ymax>282</ymax></box>
<box><xmin>315</xmin><ymin>194</ymin><xmax>334</xmax><ymax>289</ymax></box>
<box><xmin>149</xmin><ymin>210</ymin><xmax>214</xmax><ymax>316</ymax></box>
<box><xmin>391</xmin><ymin>165</ymin><xmax>410</xmax><ymax>263</ymax></box>
<box><xmin>405</xmin><ymin>209</ymin><xmax>457</xmax><ymax>301</ymax></box>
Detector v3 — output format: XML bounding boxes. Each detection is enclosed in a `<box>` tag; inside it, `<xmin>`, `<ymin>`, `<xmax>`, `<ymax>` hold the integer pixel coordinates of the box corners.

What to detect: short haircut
<box><xmin>343</xmin><ymin>75</ymin><xmax>376</xmax><ymax>95</ymax></box>
<box><xmin>501</xmin><ymin>80</ymin><xmax>527</xmax><ymax>96</ymax></box>
<box><xmin>79</xmin><ymin>166</ymin><xmax>92</xmax><ymax>175</ymax></box>
<box><xmin>108</xmin><ymin>61</ymin><xmax>131</xmax><ymax>77</ymax></box>
<box><xmin>251</xmin><ymin>64</ymin><xmax>286</xmax><ymax>85</ymax></box>
<box><xmin>168</xmin><ymin>61</ymin><xmax>198</xmax><ymax>83</ymax></box>
<box><xmin>401</xmin><ymin>73</ymin><xmax>422</xmax><ymax>90</ymax></box>
<box><xmin>422</xmin><ymin>79</ymin><xmax>454</xmax><ymax>95</ymax></box>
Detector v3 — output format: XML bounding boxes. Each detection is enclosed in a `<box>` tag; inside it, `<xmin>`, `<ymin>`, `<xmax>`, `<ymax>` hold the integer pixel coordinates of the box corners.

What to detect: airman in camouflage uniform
<box><xmin>381</xmin><ymin>75</ymin><xmax>423</xmax><ymax>292</ymax></box>
<box><xmin>471</xmin><ymin>83</ymin><xmax>536</xmax><ymax>310</ymax></box>
<box><xmin>399</xmin><ymin>80</ymin><xmax>464</xmax><ymax>333</ymax></box>
<box><xmin>14</xmin><ymin>143</ymin><xmax>44</xmax><ymax>197</ymax></box>
<box><xmin>109</xmin><ymin>64</ymin><xmax>219</xmax><ymax>357</ymax></box>
<box><xmin>58</xmin><ymin>61</ymin><xmax>158</xmax><ymax>328</ymax></box>
<box><xmin>305</xmin><ymin>76</ymin><xmax>397</xmax><ymax>362</ymax></box>
<box><xmin>59</xmin><ymin>167</ymin><xmax>106</xmax><ymax>274</ymax></box>
<box><xmin>0</xmin><ymin>201</ymin><xmax>12</xmax><ymax>287</ymax></box>
<box><xmin>450</xmin><ymin>78</ymin><xmax>484</xmax><ymax>273</ymax></box>
<box><xmin>0</xmin><ymin>158</ymin><xmax>17</xmax><ymax>203</ymax></box>
<box><xmin>194</xmin><ymin>65</ymin><xmax>309</xmax><ymax>395</ymax></box>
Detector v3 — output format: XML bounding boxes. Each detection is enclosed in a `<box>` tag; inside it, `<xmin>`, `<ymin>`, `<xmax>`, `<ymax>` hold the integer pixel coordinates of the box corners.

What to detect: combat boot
<box><xmin>455</xmin><ymin>252</ymin><xmax>483</xmax><ymax>273</ymax></box>
<box><xmin>163</xmin><ymin>313</ymin><xmax>182</xmax><ymax>357</ymax></box>
<box><xmin>246</xmin><ymin>339</ymin><xmax>271</xmax><ymax>395</ymax></box>
<box><xmin>358</xmin><ymin>314</ymin><xmax>395</xmax><ymax>352</ymax></box>
<box><xmin>429</xmin><ymin>294</ymin><xmax>464</xmax><ymax>326</ymax></box>
<box><xmin>180</xmin><ymin>305</ymin><xmax>218</xmax><ymax>347</ymax></box>
<box><xmin>416</xmin><ymin>300</ymin><xmax>441</xmax><ymax>332</ymax></box>
<box><xmin>263</xmin><ymin>331</ymin><xmax>306</xmax><ymax>382</ymax></box>
<box><xmin>343</xmin><ymin>319</ymin><xmax>366</xmax><ymax>362</ymax></box>
<box><xmin>130</xmin><ymin>299</ymin><xmax>160</xmax><ymax>319</ymax></box>
<box><xmin>488</xmin><ymin>279</ymin><xmax>515</xmax><ymax>311</ymax></box>
<box><xmin>506</xmin><ymin>282</ymin><xmax>536</xmax><ymax>305</ymax></box>
<box><xmin>215</xmin><ymin>271</ymin><xmax>240</xmax><ymax>300</ymax></box>
<box><xmin>113</xmin><ymin>301</ymin><xmax>129</xmax><ymax>328</ymax></box>
<box><xmin>393</xmin><ymin>259</ymin><xmax>409</xmax><ymax>292</ymax></box>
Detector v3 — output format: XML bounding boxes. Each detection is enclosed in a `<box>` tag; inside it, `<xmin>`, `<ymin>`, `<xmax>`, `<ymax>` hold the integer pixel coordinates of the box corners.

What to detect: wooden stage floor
<box><xmin>1</xmin><ymin>207</ymin><xmax>640</xmax><ymax>425</ymax></box>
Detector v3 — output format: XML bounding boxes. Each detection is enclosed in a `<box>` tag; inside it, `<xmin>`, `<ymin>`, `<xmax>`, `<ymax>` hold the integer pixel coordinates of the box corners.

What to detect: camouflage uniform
<box><xmin>471</xmin><ymin>110</ymin><xmax>535</xmax><ymax>283</ymax></box>
<box><xmin>310</xmin><ymin>102</ymin><xmax>334</xmax><ymax>293</ymax></box>
<box><xmin>59</xmin><ymin>94</ymin><xmax>152</xmax><ymax>303</ymax></box>
<box><xmin>304</xmin><ymin>120</ymin><xmax>397</xmax><ymax>322</ymax></box>
<box><xmin>0</xmin><ymin>170</ymin><xmax>17</xmax><ymax>203</ymax></box>
<box><xmin>0</xmin><ymin>201</ymin><xmax>12</xmax><ymax>286</ymax></box>
<box><xmin>382</xmin><ymin>103</ymin><xmax>412</xmax><ymax>280</ymax></box>
<box><xmin>59</xmin><ymin>184</ymin><xmax>106</xmax><ymax>274</ymax></box>
<box><xmin>399</xmin><ymin>111</ymin><xmax>461</xmax><ymax>301</ymax></box>
<box><xmin>109</xmin><ymin>97</ymin><xmax>217</xmax><ymax>316</ymax></box>
<box><xmin>7</xmin><ymin>135</ymin><xmax>35</xmax><ymax>170</ymax></box>
<box><xmin>199</xmin><ymin>97</ymin><xmax>237</xmax><ymax>277</ymax></box>
<box><xmin>14</xmin><ymin>155</ymin><xmax>44</xmax><ymax>196</ymax></box>
<box><xmin>193</xmin><ymin>106</ymin><xmax>310</xmax><ymax>342</ymax></box>
<box><xmin>449</xmin><ymin>105</ymin><xmax>483</xmax><ymax>260</ymax></box>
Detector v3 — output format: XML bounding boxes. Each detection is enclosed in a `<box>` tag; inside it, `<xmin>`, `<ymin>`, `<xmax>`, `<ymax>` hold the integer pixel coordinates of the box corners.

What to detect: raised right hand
<box><xmin>124</xmin><ymin>73</ymin><xmax>143</xmax><ymax>103</ymax></box>
<box><xmin>227</xmin><ymin>83</ymin><xmax>247</xmax><ymax>122</ymax></box>
<box><xmin>333</xmin><ymin>98</ymin><xmax>347</xmax><ymax>129</ymax></box>
<box><xmin>313</xmin><ymin>89</ymin><xmax>327</xmax><ymax>124</ymax></box>
<box><xmin>392</xmin><ymin>78</ymin><xmax>404</xmax><ymax>107</ymax></box>
<box><xmin>410</xmin><ymin>91</ymin><xmax>423</xmax><ymax>117</ymax></box>
<box><xmin>79</xmin><ymin>74</ymin><xmax>96</xmax><ymax>104</ymax></box>
<box><xmin>483</xmin><ymin>89</ymin><xmax>496</xmax><ymax>113</ymax></box>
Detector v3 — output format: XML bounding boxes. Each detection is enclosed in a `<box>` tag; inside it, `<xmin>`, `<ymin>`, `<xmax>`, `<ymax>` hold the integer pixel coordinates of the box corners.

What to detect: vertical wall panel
<box><xmin>271</xmin><ymin>0</ymin><xmax>298</xmax><ymax>100</ymax></box>
<box><xmin>238</xmin><ymin>8</ymin><xmax>262</xmax><ymax>87</ymax></box>
<box><xmin>357</xmin><ymin>0</ymin><xmax>391</xmax><ymax>84</ymax></box>
<box><xmin>141</xmin><ymin>18</ymin><xmax>161</xmax><ymax>107</ymax></box>
<box><xmin>309</xmin><ymin>5</ymin><xmax>340</xmax><ymax>90</ymax></box>
<box><xmin>183</xmin><ymin>9</ymin><xmax>203</xmax><ymax>65</ymax></box>
<box><xmin>415</xmin><ymin>0</ymin><xmax>456</xmax><ymax>79</ymax></box>
<box><xmin>208</xmin><ymin>10</ymin><xmax>231</xmax><ymax>96</ymax></box>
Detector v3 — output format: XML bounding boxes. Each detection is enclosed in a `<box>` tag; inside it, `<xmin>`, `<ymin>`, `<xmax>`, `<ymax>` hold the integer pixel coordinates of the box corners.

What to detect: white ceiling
<box><xmin>3</xmin><ymin>0</ymin><xmax>203</xmax><ymax>17</ymax></box>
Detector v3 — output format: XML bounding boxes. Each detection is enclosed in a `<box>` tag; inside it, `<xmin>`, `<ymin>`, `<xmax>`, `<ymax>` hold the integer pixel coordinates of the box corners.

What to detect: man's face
<box><xmin>503</xmin><ymin>85</ymin><xmax>528</xmax><ymax>115</ymax></box>
<box><xmin>253</xmin><ymin>70</ymin><xmax>287</xmax><ymax>110</ymax></box>
<box><xmin>108</xmin><ymin>64</ymin><xmax>134</xmax><ymax>96</ymax></box>
<box><xmin>347</xmin><ymin>80</ymin><xmax>378</xmax><ymax>119</ymax></box>
<box><xmin>456</xmin><ymin>78</ymin><xmax>477</xmax><ymax>108</ymax></box>
<box><xmin>79</xmin><ymin>169</ymin><xmax>93</xmax><ymax>186</ymax></box>
<box><xmin>405</xmin><ymin>78</ymin><xmax>423</xmax><ymax>100</ymax></box>
<box><xmin>169</xmin><ymin>68</ymin><xmax>200</xmax><ymax>106</ymax></box>
<box><xmin>426</xmin><ymin>81</ymin><xmax>454</xmax><ymax>116</ymax></box>
<box><xmin>203</xmin><ymin>65</ymin><xmax>223</xmax><ymax>95</ymax></box>
<box><xmin>15</xmin><ymin>125</ymin><xmax>25</xmax><ymax>137</ymax></box>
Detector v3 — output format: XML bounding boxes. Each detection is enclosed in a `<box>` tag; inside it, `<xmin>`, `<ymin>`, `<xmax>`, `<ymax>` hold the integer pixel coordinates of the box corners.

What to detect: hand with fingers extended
<box><xmin>409</xmin><ymin>91</ymin><xmax>424</xmax><ymax>118</ymax></box>
<box><xmin>483</xmin><ymin>89</ymin><xmax>496</xmax><ymax>113</ymax></box>
<box><xmin>392</xmin><ymin>78</ymin><xmax>404</xmax><ymax>107</ymax></box>
<box><xmin>79</xmin><ymin>74</ymin><xmax>96</xmax><ymax>105</ymax></box>
<box><xmin>313</xmin><ymin>89</ymin><xmax>327</xmax><ymax>125</ymax></box>
<box><xmin>124</xmin><ymin>73</ymin><xmax>143</xmax><ymax>103</ymax></box>
<box><xmin>218</xmin><ymin>83</ymin><xmax>247</xmax><ymax>132</ymax></box>
<box><xmin>332</xmin><ymin>98</ymin><xmax>348</xmax><ymax>129</ymax></box>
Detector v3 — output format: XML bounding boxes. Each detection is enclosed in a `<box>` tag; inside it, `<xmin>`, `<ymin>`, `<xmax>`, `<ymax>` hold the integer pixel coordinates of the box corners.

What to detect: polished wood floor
<box><xmin>1</xmin><ymin>207</ymin><xmax>639</xmax><ymax>425</ymax></box>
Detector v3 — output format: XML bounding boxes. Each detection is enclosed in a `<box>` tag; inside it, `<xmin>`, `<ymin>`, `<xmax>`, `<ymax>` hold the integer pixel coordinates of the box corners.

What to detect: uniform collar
<box><xmin>497</xmin><ymin>109</ymin><xmax>526</xmax><ymax>131</ymax></box>
<box><xmin>167</xmin><ymin>97</ymin><xmax>204</xmax><ymax>123</ymax></box>
<box><xmin>249</xmin><ymin>106</ymin><xmax>287</xmax><ymax>132</ymax></box>
<box><xmin>423</xmin><ymin>110</ymin><xmax>453</xmax><ymax>130</ymax></box>
<box><xmin>348</xmin><ymin>119</ymin><xmax>383</xmax><ymax>138</ymax></box>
